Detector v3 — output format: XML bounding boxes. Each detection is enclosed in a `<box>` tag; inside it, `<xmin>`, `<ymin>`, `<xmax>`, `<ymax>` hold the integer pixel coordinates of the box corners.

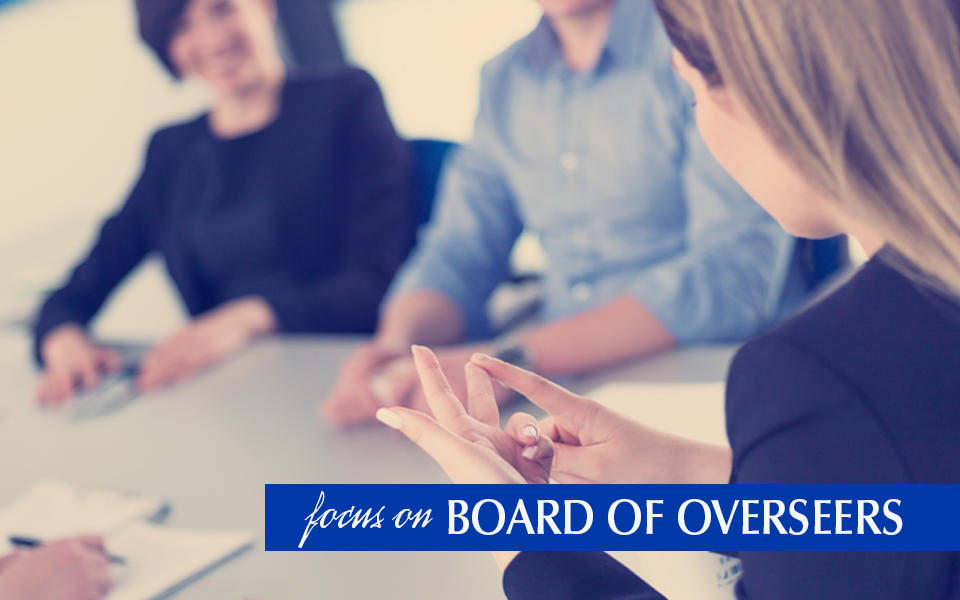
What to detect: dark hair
<box><xmin>653</xmin><ymin>0</ymin><xmax>721</xmax><ymax>86</ymax></box>
<box><xmin>135</xmin><ymin>0</ymin><xmax>192</xmax><ymax>77</ymax></box>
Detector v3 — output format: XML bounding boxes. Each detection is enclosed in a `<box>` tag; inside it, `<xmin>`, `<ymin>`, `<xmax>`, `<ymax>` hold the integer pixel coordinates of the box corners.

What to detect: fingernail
<box><xmin>521</xmin><ymin>446</ymin><xmax>538</xmax><ymax>460</ymax></box>
<box><xmin>522</xmin><ymin>425</ymin><xmax>539</xmax><ymax>443</ymax></box>
<box><xmin>376</xmin><ymin>408</ymin><xmax>403</xmax><ymax>430</ymax></box>
<box><xmin>471</xmin><ymin>353</ymin><xmax>492</xmax><ymax>363</ymax></box>
<box><xmin>411</xmin><ymin>345</ymin><xmax>433</xmax><ymax>363</ymax></box>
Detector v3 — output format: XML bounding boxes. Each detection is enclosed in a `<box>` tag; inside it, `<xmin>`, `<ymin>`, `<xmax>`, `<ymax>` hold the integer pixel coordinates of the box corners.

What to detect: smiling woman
<box><xmin>139</xmin><ymin>0</ymin><xmax>281</xmax><ymax>91</ymax></box>
<box><xmin>31</xmin><ymin>0</ymin><xmax>416</xmax><ymax>406</ymax></box>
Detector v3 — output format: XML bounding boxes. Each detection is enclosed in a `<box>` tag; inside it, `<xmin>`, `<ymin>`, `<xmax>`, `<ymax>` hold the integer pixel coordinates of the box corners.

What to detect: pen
<box><xmin>8</xmin><ymin>535</ymin><xmax>126</xmax><ymax>565</ymax></box>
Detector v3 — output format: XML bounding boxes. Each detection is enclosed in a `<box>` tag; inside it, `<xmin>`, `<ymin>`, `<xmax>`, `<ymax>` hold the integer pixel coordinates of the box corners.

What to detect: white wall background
<box><xmin>0</xmin><ymin>0</ymin><xmax>210</xmax><ymax>248</ymax></box>
<box><xmin>333</xmin><ymin>0</ymin><xmax>541</xmax><ymax>141</ymax></box>
<box><xmin>0</xmin><ymin>0</ymin><xmax>541</xmax><ymax>337</ymax></box>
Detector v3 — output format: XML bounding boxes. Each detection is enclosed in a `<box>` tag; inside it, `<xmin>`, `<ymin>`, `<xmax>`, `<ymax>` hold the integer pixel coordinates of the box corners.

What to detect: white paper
<box><xmin>105</xmin><ymin>522</ymin><xmax>253</xmax><ymax>600</ymax></box>
<box><xmin>0</xmin><ymin>481</ymin><xmax>167</xmax><ymax>552</ymax></box>
<box><xmin>0</xmin><ymin>482</ymin><xmax>251</xmax><ymax>599</ymax></box>
<box><xmin>610</xmin><ymin>550</ymin><xmax>741</xmax><ymax>600</ymax></box>
<box><xmin>587</xmin><ymin>381</ymin><xmax>728</xmax><ymax>445</ymax></box>
<box><xmin>588</xmin><ymin>382</ymin><xmax>740</xmax><ymax>599</ymax></box>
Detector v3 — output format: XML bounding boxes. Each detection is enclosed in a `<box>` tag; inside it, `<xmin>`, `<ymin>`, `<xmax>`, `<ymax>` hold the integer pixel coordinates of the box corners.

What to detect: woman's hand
<box><xmin>373</xmin><ymin>343</ymin><xmax>512</xmax><ymax>409</ymax></box>
<box><xmin>471</xmin><ymin>353</ymin><xmax>733</xmax><ymax>485</ymax></box>
<box><xmin>36</xmin><ymin>324</ymin><xmax>122</xmax><ymax>406</ymax></box>
<box><xmin>376</xmin><ymin>346</ymin><xmax>553</xmax><ymax>486</ymax></box>
<box><xmin>377</xmin><ymin>346</ymin><xmax>551</xmax><ymax>571</ymax></box>
<box><xmin>0</xmin><ymin>536</ymin><xmax>113</xmax><ymax>600</ymax></box>
<box><xmin>137</xmin><ymin>296</ymin><xmax>276</xmax><ymax>392</ymax></box>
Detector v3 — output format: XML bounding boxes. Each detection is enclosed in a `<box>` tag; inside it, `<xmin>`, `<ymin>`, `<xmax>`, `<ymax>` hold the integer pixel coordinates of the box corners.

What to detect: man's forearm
<box><xmin>377</xmin><ymin>291</ymin><xmax>468</xmax><ymax>348</ymax></box>
<box><xmin>519</xmin><ymin>295</ymin><xmax>676</xmax><ymax>377</ymax></box>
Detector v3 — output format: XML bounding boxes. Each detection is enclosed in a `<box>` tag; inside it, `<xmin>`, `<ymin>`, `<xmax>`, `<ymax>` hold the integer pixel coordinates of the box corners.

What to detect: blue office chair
<box><xmin>408</xmin><ymin>139</ymin><xmax>458</xmax><ymax>226</ymax></box>
<box><xmin>796</xmin><ymin>235</ymin><xmax>849</xmax><ymax>289</ymax></box>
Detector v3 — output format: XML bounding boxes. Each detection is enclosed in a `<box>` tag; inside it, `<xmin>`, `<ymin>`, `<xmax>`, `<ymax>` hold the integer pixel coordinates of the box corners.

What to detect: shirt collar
<box><xmin>522</xmin><ymin>15</ymin><xmax>564</xmax><ymax>72</ymax></box>
<box><xmin>521</xmin><ymin>0</ymin><xmax>649</xmax><ymax>73</ymax></box>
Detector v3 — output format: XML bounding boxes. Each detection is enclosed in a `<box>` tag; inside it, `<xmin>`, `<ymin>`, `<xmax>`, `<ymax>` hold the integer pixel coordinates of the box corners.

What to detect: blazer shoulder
<box><xmin>725</xmin><ymin>332</ymin><xmax>862</xmax><ymax>445</ymax></box>
<box><xmin>145</xmin><ymin>115</ymin><xmax>207</xmax><ymax>159</ymax></box>
<box><xmin>726</xmin><ymin>333</ymin><xmax>913</xmax><ymax>483</ymax></box>
<box><xmin>287</xmin><ymin>66</ymin><xmax>382</xmax><ymax>101</ymax></box>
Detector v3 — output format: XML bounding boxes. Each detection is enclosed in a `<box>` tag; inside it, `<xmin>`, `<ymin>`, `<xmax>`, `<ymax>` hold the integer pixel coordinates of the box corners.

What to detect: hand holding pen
<box><xmin>0</xmin><ymin>536</ymin><xmax>114</xmax><ymax>600</ymax></box>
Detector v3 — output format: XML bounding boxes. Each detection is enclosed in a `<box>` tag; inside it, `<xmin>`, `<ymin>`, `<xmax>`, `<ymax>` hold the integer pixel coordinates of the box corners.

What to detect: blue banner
<box><xmin>264</xmin><ymin>484</ymin><xmax>960</xmax><ymax>551</ymax></box>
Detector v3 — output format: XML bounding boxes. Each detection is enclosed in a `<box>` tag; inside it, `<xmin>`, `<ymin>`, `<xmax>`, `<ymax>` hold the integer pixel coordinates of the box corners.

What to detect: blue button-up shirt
<box><xmin>388</xmin><ymin>0</ymin><xmax>808</xmax><ymax>343</ymax></box>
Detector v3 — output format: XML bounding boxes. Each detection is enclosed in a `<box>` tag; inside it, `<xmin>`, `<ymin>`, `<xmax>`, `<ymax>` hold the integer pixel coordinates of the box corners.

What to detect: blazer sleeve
<box><xmin>253</xmin><ymin>71</ymin><xmax>416</xmax><ymax>333</ymax></box>
<box><xmin>503</xmin><ymin>551</ymin><xmax>667</xmax><ymax>600</ymax></box>
<box><xmin>31</xmin><ymin>132</ymin><xmax>166</xmax><ymax>363</ymax></box>
<box><xmin>724</xmin><ymin>335</ymin><xmax>918</xmax><ymax>600</ymax></box>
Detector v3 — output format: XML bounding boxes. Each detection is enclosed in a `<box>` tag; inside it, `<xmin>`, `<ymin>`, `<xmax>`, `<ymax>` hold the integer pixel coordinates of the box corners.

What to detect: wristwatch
<box><xmin>492</xmin><ymin>336</ymin><xmax>534</xmax><ymax>371</ymax></box>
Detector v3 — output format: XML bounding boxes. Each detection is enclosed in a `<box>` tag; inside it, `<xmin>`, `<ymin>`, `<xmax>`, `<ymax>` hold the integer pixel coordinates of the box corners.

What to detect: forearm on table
<box><xmin>225</xmin><ymin>296</ymin><xmax>279</xmax><ymax>338</ymax></box>
<box><xmin>518</xmin><ymin>295</ymin><xmax>676</xmax><ymax>378</ymax></box>
<box><xmin>377</xmin><ymin>291</ymin><xmax>468</xmax><ymax>347</ymax></box>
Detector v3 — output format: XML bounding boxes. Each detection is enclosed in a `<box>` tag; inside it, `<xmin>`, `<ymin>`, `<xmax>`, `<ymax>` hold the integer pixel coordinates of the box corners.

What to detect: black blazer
<box><xmin>504</xmin><ymin>252</ymin><xmax>960</xmax><ymax>599</ymax></box>
<box><xmin>33</xmin><ymin>68</ymin><xmax>415</xmax><ymax>361</ymax></box>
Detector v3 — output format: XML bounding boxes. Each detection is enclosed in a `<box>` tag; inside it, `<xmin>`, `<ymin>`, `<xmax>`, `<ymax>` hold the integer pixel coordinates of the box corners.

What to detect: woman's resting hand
<box><xmin>36</xmin><ymin>324</ymin><xmax>122</xmax><ymax>406</ymax></box>
<box><xmin>137</xmin><ymin>296</ymin><xmax>276</xmax><ymax>392</ymax></box>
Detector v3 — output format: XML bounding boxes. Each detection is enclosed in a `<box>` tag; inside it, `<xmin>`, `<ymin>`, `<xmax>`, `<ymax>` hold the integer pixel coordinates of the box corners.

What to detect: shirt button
<box><xmin>559</xmin><ymin>152</ymin><xmax>580</xmax><ymax>173</ymax></box>
<box><xmin>571</xmin><ymin>282</ymin><xmax>593</xmax><ymax>303</ymax></box>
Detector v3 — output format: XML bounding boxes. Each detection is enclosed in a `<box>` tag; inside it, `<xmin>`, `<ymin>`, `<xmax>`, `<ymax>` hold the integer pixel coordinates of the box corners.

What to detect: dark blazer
<box><xmin>503</xmin><ymin>252</ymin><xmax>960</xmax><ymax>599</ymax></box>
<box><xmin>33</xmin><ymin>67</ymin><xmax>415</xmax><ymax>361</ymax></box>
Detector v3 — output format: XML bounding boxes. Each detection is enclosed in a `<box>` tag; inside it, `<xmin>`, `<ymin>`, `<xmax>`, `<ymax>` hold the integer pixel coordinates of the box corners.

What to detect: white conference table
<box><xmin>0</xmin><ymin>329</ymin><xmax>735</xmax><ymax>599</ymax></box>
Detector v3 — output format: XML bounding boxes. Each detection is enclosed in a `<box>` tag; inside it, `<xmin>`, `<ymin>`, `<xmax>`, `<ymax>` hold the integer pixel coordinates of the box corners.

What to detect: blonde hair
<box><xmin>655</xmin><ymin>0</ymin><xmax>960</xmax><ymax>298</ymax></box>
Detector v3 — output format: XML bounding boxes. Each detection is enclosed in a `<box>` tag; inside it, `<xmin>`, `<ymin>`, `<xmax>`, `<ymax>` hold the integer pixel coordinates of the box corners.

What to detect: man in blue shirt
<box><xmin>324</xmin><ymin>0</ymin><xmax>810</xmax><ymax>425</ymax></box>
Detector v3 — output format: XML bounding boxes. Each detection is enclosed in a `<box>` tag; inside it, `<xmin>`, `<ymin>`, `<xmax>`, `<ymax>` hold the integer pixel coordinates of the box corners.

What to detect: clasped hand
<box><xmin>36</xmin><ymin>297</ymin><xmax>276</xmax><ymax>404</ymax></box>
<box><xmin>377</xmin><ymin>346</ymin><xmax>732</xmax><ymax>488</ymax></box>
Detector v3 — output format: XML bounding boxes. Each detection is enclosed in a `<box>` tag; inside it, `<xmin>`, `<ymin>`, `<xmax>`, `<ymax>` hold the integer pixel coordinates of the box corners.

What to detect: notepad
<box><xmin>0</xmin><ymin>481</ymin><xmax>168</xmax><ymax>552</ymax></box>
<box><xmin>0</xmin><ymin>482</ymin><xmax>252</xmax><ymax>599</ymax></box>
<box><xmin>104</xmin><ymin>522</ymin><xmax>253</xmax><ymax>600</ymax></box>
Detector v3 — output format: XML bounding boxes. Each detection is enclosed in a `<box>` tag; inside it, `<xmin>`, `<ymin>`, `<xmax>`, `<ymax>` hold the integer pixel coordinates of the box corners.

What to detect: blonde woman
<box><xmin>376</xmin><ymin>0</ymin><xmax>960</xmax><ymax>598</ymax></box>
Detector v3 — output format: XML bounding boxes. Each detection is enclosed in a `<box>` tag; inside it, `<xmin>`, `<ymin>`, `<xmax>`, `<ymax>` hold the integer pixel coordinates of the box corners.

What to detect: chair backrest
<box><xmin>408</xmin><ymin>139</ymin><xmax>458</xmax><ymax>226</ymax></box>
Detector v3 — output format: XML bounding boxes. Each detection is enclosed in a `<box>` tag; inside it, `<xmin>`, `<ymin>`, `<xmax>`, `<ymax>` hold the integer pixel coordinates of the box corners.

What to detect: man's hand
<box><xmin>373</xmin><ymin>344</ymin><xmax>508</xmax><ymax>412</ymax></box>
<box><xmin>137</xmin><ymin>297</ymin><xmax>276</xmax><ymax>392</ymax></box>
<box><xmin>322</xmin><ymin>341</ymin><xmax>408</xmax><ymax>427</ymax></box>
<box><xmin>324</xmin><ymin>343</ymin><xmax>509</xmax><ymax>427</ymax></box>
